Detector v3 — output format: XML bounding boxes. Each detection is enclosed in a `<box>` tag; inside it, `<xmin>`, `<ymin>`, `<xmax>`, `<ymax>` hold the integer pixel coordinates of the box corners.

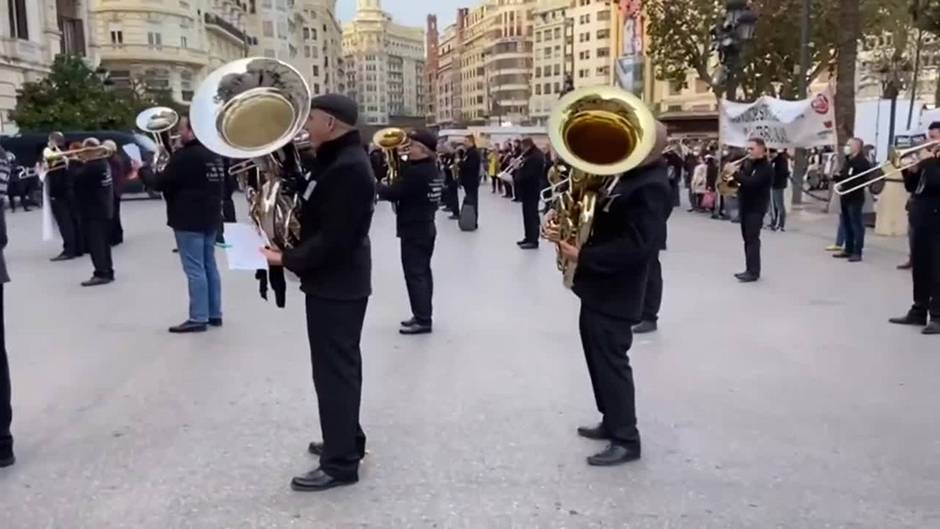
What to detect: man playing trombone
<box><xmin>74</xmin><ymin>138</ymin><xmax>116</xmax><ymax>287</ymax></box>
<box><xmin>890</xmin><ymin>122</ymin><xmax>940</xmax><ymax>335</ymax></box>
<box><xmin>832</xmin><ymin>138</ymin><xmax>873</xmax><ymax>262</ymax></box>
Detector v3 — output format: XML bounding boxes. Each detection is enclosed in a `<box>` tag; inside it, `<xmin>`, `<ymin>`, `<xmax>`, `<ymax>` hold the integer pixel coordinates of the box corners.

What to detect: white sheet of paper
<box><xmin>122</xmin><ymin>144</ymin><xmax>142</xmax><ymax>164</ymax></box>
<box><xmin>222</xmin><ymin>223</ymin><xmax>269</xmax><ymax>271</ymax></box>
<box><xmin>41</xmin><ymin>172</ymin><xmax>55</xmax><ymax>242</ymax></box>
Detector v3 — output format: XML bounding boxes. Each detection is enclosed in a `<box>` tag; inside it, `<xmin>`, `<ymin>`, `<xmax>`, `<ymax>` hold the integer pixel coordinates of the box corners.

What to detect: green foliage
<box><xmin>10</xmin><ymin>55</ymin><xmax>184</xmax><ymax>132</ymax></box>
<box><xmin>645</xmin><ymin>0</ymin><xmax>725</xmax><ymax>94</ymax></box>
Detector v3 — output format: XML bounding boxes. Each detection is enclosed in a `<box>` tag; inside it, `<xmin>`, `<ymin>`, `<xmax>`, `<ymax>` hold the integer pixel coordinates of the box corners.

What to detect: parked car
<box><xmin>0</xmin><ymin>130</ymin><xmax>162</xmax><ymax>198</ymax></box>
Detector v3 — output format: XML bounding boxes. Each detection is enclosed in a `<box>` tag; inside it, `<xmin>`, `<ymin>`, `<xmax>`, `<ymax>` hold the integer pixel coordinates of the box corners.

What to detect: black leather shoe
<box><xmin>577</xmin><ymin>423</ymin><xmax>611</xmax><ymax>440</ymax></box>
<box><xmin>400</xmin><ymin>317</ymin><xmax>417</xmax><ymax>327</ymax></box>
<box><xmin>922</xmin><ymin>321</ymin><xmax>940</xmax><ymax>335</ymax></box>
<box><xmin>0</xmin><ymin>453</ymin><xmax>14</xmax><ymax>468</ymax></box>
<box><xmin>400</xmin><ymin>322</ymin><xmax>432</xmax><ymax>335</ymax></box>
<box><xmin>50</xmin><ymin>253</ymin><xmax>74</xmax><ymax>262</ymax></box>
<box><xmin>587</xmin><ymin>443</ymin><xmax>641</xmax><ymax>466</ymax></box>
<box><xmin>516</xmin><ymin>239</ymin><xmax>528</xmax><ymax>246</ymax></box>
<box><xmin>848</xmin><ymin>255</ymin><xmax>862</xmax><ymax>263</ymax></box>
<box><xmin>897</xmin><ymin>260</ymin><xmax>913</xmax><ymax>270</ymax></box>
<box><xmin>889</xmin><ymin>311</ymin><xmax>928</xmax><ymax>326</ymax></box>
<box><xmin>307</xmin><ymin>441</ymin><xmax>323</xmax><ymax>456</ymax></box>
<box><xmin>519</xmin><ymin>242</ymin><xmax>539</xmax><ymax>250</ymax></box>
<box><xmin>736</xmin><ymin>272</ymin><xmax>759</xmax><ymax>283</ymax></box>
<box><xmin>632</xmin><ymin>320</ymin><xmax>658</xmax><ymax>334</ymax></box>
<box><xmin>290</xmin><ymin>468</ymin><xmax>357</xmax><ymax>492</ymax></box>
<box><xmin>209</xmin><ymin>318</ymin><xmax>223</xmax><ymax>327</ymax></box>
<box><xmin>81</xmin><ymin>276</ymin><xmax>114</xmax><ymax>287</ymax></box>
<box><xmin>169</xmin><ymin>321</ymin><xmax>208</xmax><ymax>334</ymax></box>
<box><xmin>833</xmin><ymin>252</ymin><xmax>851</xmax><ymax>259</ymax></box>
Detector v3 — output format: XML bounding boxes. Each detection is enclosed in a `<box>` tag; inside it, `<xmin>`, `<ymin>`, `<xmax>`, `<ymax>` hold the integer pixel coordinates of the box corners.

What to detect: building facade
<box><xmin>425</xmin><ymin>14</ymin><xmax>438</xmax><ymax>123</ymax></box>
<box><xmin>483</xmin><ymin>0</ymin><xmax>535</xmax><ymax>126</ymax></box>
<box><xmin>342</xmin><ymin>0</ymin><xmax>425</xmax><ymax>125</ymax></box>
<box><xmin>434</xmin><ymin>22</ymin><xmax>458</xmax><ymax>127</ymax></box>
<box><xmin>455</xmin><ymin>4</ymin><xmax>489</xmax><ymax>124</ymax></box>
<box><xmin>1</xmin><ymin>0</ymin><xmax>64</xmax><ymax>131</ymax></box>
<box><xmin>569</xmin><ymin>0</ymin><xmax>612</xmax><ymax>89</ymax></box>
<box><xmin>530</xmin><ymin>0</ymin><xmax>570</xmax><ymax>125</ymax></box>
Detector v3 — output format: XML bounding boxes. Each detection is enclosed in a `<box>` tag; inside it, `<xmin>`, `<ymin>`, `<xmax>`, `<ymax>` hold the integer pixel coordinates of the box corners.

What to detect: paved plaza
<box><xmin>0</xmin><ymin>191</ymin><xmax>937</xmax><ymax>529</ymax></box>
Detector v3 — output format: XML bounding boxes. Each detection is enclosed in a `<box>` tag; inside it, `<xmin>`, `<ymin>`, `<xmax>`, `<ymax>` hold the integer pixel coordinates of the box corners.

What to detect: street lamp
<box><xmin>875</xmin><ymin>55</ymin><xmax>913</xmax><ymax>150</ymax></box>
<box><xmin>712</xmin><ymin>0</ymin><xmax>758</xmax><ymax>102</ymax></box>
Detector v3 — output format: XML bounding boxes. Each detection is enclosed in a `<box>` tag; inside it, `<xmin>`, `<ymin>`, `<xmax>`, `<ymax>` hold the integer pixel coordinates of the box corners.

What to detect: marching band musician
<box><xmin>734</xmin><ymin>138</ymin><xmax>774</xmax><ymax>283</ymax></box>
<box><xmin>45</xmin><ymin>133</ymin><xmax>85</xmax><ymax>261</ymax></box>
<box><xmin>0</xmin><ymin>146</ymin><xmax>13</xmax><ymax>468</ymax></box>
<box><xmin>150</xmin><ymin>117</ymin><xmax>225</xmax><ymax>333</ymax></box>
<box><xmin>74</xmin><ymin>138</ymin><xmax>115</xmax><ymax>287</ymax></box>
<box><xmin>516</xmin><ymin>137</ymin><xmax>545</xmax><ymax>250</ymax></box>
<box><xmin>440</xmin><ymin>145</ymin><xmax>460</xmax><ymax>219</ymax></box>
<box><xmin>261</xmin><ymin>94</ymin><xmax>376</xmax><ymax>492</ymax></box>
<box><xmin>890</xmin><ymin>122</ymin><xmax>940</xmax><ymax>335</ymax></box>
<box><xmin>542</xmin><ymin>122</ymin><xmax>671</xmax><ymax>466</ymax></box>
<box><xmin>458</xmin><ymin>135</ymin><xmax>481</xmax><ymax>229</ymax></box>
<box><xmin>376</xmin><ymin>129</ymin><xmax>440</xmax><ymax>335</ymax></box>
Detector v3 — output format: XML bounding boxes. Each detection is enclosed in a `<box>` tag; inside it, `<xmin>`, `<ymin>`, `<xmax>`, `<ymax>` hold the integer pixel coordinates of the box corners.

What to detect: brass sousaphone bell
<box><xmin>372</xmin><ymin>127</ymin><xmax>409</xmax><ymax>184</ymax></box>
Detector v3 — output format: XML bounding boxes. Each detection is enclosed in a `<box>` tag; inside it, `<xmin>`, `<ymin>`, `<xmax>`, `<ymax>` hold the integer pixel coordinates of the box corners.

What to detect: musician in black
<box><xmin>734</xmin><ymin>138</ymin><xmax>774</xmax><ymax>283</ymax></box>
<box><xmin>459</xmin><ymin>135</ymin><xmax>481</xmax><ymax>227</ymax></box>
<box><xmin>543</xmin><ymin>123</ymin><xmax>671</xmax><ymax>466</ymax></box>
<box><xmin>833</xmin><ymin>138</ymin><xmax>872</xmax><ymax>262</ymax></box>
<box><xmin>262</xmin><ymin>94</ymin><xmax>376</xmax><ymax>491</ymax></box>
<box><xmin>377</xmin><ymin>129</ymin><xmax>439</xmax><ymax>335</ymax></box>
<box><xmin>74</xmin><ymin>138</ymin><xmax>115</xmax><ymax>287</ymax></box>
<box><xmin>103</xmin><ymin>140</ymin><xmax>133</xmax><ymax>246</ymax></box>
<box><xmin>46</xmin><ymin>135</ymin><xmax>84</xmax><ymax>261</ymax></box>
<box><xmin>0</xmin><ymin>148</ymin><xmax>13</xmax><ymax>468</ymax></box>
<box><xmin>516</xmin><ymin>138</ymin><xmax>545</xmax><ymax>250</ymax></box>
<box><xmin>891</xmin><ymin>122</ymin><xmax>940</xmax><ymax>335</ymax></box>
<box><xmin>151</xmin><ymin>117</ymin><xmax>225</xmax><ymax>333</ymax></box>
<box><xmin>441</xmin><ymin>146</ymin><xmax>460</xmax><ymax>219</ymax></box>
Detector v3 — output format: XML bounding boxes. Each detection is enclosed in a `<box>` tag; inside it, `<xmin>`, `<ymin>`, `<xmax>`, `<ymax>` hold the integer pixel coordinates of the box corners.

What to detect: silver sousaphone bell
<box><xmin>190</xmin><ymin>57</ymin><xmax>311</xmax><ymax>250</ymax></box>
<box><xmin>135</xmin><ymin>106</ymin><xmax>180</xmax><ymax>173</ymax></box>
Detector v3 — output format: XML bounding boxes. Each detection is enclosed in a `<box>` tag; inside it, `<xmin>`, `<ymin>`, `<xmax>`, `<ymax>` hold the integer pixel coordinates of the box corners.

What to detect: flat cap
<box><xmin>408</xmin><ymin>129</ymin><xmax>438</xmax><ymax>153</ymax></box>
<box><xmin>310</xmin><ymin>94</ymin><xmax>358</xmax><ymax>126</ymax></box>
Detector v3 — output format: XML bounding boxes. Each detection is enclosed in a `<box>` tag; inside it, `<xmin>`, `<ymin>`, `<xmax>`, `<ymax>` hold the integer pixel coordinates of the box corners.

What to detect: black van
<box><xmin>0</xmin><ymin>130</ymin><xmax>161</xmax><ymax>198</ymax></box>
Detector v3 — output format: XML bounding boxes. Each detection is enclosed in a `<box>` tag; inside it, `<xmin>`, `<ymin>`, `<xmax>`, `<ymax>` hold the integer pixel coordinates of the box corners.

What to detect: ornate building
<box><xmin>530</xmin><ymin>0</ymin><xmax>570</xmax><ymax>125</ymax></box>
<box><xmin>342</xmin><ymin>0</ymin><xmax>425</xmax><ymax>125</ymax></box>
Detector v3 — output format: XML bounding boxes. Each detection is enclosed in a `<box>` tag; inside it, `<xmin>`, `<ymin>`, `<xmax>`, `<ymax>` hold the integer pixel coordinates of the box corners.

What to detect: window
<box><xmin>535</xmin><ymin>84</ymin><xmax>542</xmax><ymax>95</ymax></box>
<box><xmin>554</xmin><ymin>82</ymin><xmax>560</xmax><ymax>93</ymax></box>
<box><xmin>110</xmin><ymin>29</ymin><xmax>124</xmax><ymax>45</ymax></box>
<box><xmin>545</xmin><ymin>29</ymin><xmax>552</xmax><ymax>41</ymax></box>
<box><xmin>580</xmin><ymin>32</ymin><xmax>590</xmax><ymax>42</ymax></box>
<box><xmin>596</xmin><ymin>29</ymin><xmax>610</xmax><ymax>40</ymax></box>
<box><xmin>311</xmin><ymin>28</ymin><xmax>318</xmax><ymax>40</ymax></box>
<box><xmin>181</xmin><ymin>36</ymin><xmax>188</xmax><ymax>48</ymax></box>
<box><xmin>535</xmin><ymin>66</ymin><xmax>541</xmax><ymax>78</ymax></box>
<box><xmin>147</xmin><ymin>32</ymin><xmax>162</xmax><ymax>47</ymax></box>
<box><xmin>554</xmin><ymin>27</ymin><xmax>561</xmax><ymax>39</ymax></box>
<box><xmin>596</xmin><ymin>66</ymin><xmax>609</xmax><ymax>77</ymax></box>
<box><xmin>536</xmin><ymin>32</ymin><xmax>542</xmax><ymax>43</ymax></box>
<box><xmin>8</xmin><ymin>0</ymin><xmax>28</xmax><ymax>39</ymax></box>
<box><xmin>262</xmin><ymin>20</ymin><xmax>274</xmax><ymax>37</ymax></box>
<box><xmin>597</xmin><ymin>9</ymin><xmax>611</xmax><ymax>21</ymax></box>
<box><xmin>314</xmin><ymin>83</ymin><xmax>320</xmax><ymax>94</ymax></box>
<box><xmin>303</xmin><ymin>27</ymin><xmax>309</xmax><ymax>39</ymax></box>
<box><xmin>554</xmin><ymin>64</ymin><xmax>561</xmax><ymax>75</ymax></box>
<box><xmin>544</xmin><ymin>48</ymin><xmax>551</xmax><ymax>58</ymax></box>
<box><xmin>597</xmin><ymin>47</ymin><xmax>609</xmax><ymax>58</ymax></box>
<box><xmin>313</xmin><ymin>65</ymin><xmax>319</xmax><ymax>76</ymax></box>
<box><xmin>544</xmin><ymin>82</ymin><xmax>551</xmax><ymax>94</ymax></box>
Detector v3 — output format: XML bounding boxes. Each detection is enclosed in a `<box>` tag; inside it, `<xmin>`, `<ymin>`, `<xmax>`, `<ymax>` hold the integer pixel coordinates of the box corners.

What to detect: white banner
<box><xmin>720</xmin><ymin>90</ymin><xmax>837</xmax><ymax>149</ymax></box>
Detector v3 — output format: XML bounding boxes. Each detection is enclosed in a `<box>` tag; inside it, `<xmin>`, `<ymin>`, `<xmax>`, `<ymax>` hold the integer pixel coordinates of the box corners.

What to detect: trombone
<box><xmin>833</xmin><ymin>140</ymin><xmax>940</xmax><ymax>196</ymax></box>
<box><xmin>43</xmin><ymin>144</ymin><xmax>115</xmax><ymax>169</ymax></box>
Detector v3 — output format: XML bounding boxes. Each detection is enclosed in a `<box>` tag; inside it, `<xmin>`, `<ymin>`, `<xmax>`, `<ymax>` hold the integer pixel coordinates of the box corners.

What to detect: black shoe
<box><xmin>833</xmin><ymin>252</ymin><xmax>851</xmax><ymax>259</ymax></box>
<box><xmin>577</xmin><ymin>423</ymin><xmax>611</xmax><ymax>440</ymax></box>
<box><xmin>0</xmin><ymin>453</ymin><xmax>14</xmax><ymax>468</ymax></box>
<box><xmin>81</xmin><ymin>276</ymin><xmax>114</xmax><ymax>287</ymax></box>
<box><xmin>897</xmin><ymin>260</ymin><xmax>913</xmax><ymax>270</ymax></box>
<box><xmin>889</xmin><ymin>311</ymin><xmax>928</xmax><ymax>326</ymax></box>
<box><xmin>50</xmin><ymin>253</ymin><xmax>74</xmax><ymax>262</ymax></box>
<box><xmin>516</xmin><ymin>239</ymin><xmax>528</xmax><ymax>246</ymax></box>
<box><xmin>587</xmin><ymin>442</ymin><xmax>641</xmax><ymax>466</ymax></box>
<box><xmin>172</xmin><ymin>248</ymin><xmax>179</xmax><ymax>253</ymax></box>
<box><xmin>448</xmin><ymin>215</ymin><xmax>460</xmax><ymax>220</ymax></box>
<box><xmin>169</xmin><ymin>321</ymin><xmax>208</xmax><ymax>334</ymax></box>
<box><xmin>400</xmin><ymin>322</ymin><xmax>432</xmax><ymax>335</ymax></box>
<box><xmin>736</xmin><ymin>272</ymin><xmax>759</xmax><ymax>283</ymax></box>
<box><xmin>307</xmin><ymin>441</ymin><xmax>323</xmax><ymax>456</ymax></box>
<box><xmin>290</xmin><ymin>468</ymin><xmax>357</xmax><ymax>492</ymax></box>
<box><xmin>923</xmin><ymin>321</ymin><xmax>940</xmax><ymax>335</ymax></box>
<box><xmin>400</xmin><ymin>317</ymin><xmax>417</xmax><ymax>327</ymax></box>
<box><xmin>848</xmin><ymin>255</ymin><xmax>862</xmax><ymax>263</ymax></box>
<box><xmin>632</xmin><ymin>320</ymin><xmax>658</xmax><ymax>334</ymax></box>
<box><xmin>208</xmin><ymin>318</ymin><xmax>223</xmax><ymax>328</ymax></box>
<box><xmin>519</xmin><ymin>242</ymin><xmax>539</xmax><ymax>250</ymax></box>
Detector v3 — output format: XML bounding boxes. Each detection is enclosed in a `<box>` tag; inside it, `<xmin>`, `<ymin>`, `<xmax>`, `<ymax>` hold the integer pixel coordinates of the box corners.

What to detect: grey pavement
<box><xmin>0</xmin><ymin>190</ymin><xmax>937</xmax><ymax>529</ymax></box>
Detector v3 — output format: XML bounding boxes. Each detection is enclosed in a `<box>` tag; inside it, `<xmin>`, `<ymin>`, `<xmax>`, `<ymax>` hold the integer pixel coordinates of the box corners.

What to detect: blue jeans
<box><xmin>835</xmin><ymin>220</ymin><xmax>845</xmax><ymax>247</ymax></box>
<box><xmin>174</xmin><ymin>230</ymin><xmax>222</xmax><ymax>323</ymax></box>
<box><xmin>839</xmin><ymin>202</ymin><xmax>865</xmax><ymax>256</ymax></box>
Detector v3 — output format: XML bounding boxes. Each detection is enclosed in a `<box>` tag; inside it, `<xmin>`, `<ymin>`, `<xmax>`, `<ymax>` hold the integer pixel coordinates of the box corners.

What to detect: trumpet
<box><xmin>43</xmin><ymin>144</ymin><xmax>115</xmax><ymax>168</ymax></box>
<box><xmin>372</xmin><ymin>127</ymin><xmax>409</xmax><ymax>184</ymax></box>
<box><xmin>834</xmin><ymin>140</ymin><xmax>940</xmax><ymax>196</ymax></box>
<box><xmin>718</xmin><ymin>156</ymin><xmax>747</xmax><ymax>197</ymax></box>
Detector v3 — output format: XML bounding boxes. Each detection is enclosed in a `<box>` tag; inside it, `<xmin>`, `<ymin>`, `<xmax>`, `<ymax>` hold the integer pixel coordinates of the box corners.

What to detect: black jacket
<box><xmin>459</xmin><ymin>147</ymin><xmax>481</xmax><ymax>189</ymax></box>
<box><xmin>772</xmin><ymin>153</ymin><xmax>790</xmax><ymax>189</ymax></box>
<box><xmin>283</xmin><ymin>131</ymin><xmax>375</xmax><ymax>300</ymax></box>
<box><xmin>573</xmin><ymin>163</ymin><xmax>671</xmax><ymax>321</ymax></box>
<box><xmin>377</xmin><ymin>157</ymin><xmax>439</xmax><ymax>239</ymax></box>
<box><xmin>46</xmin><ymin>165</ymin><xmax>72</xmax><ymax>200</ymax></box>
<box><xmin>516</xmin><ymin>147</ymin><xmax>546</xmax><ymax>201</ymax></box>
<box><xmin>736</xmin><ymin>157</ymin><xmax>774</xmax><ymax>214</ymax></box>
<box><xmin>152</xmin><ymin>139</ymin><xmax>224</xmax><ymax>232</ymax></box>
<box><xmin>74</xmin><ymin>159</ymin><xmax>114</xmax><ymax>221</ymax></box>
<box><xmin>904</xmin><ymin>157</ymin><xmax>940</xmax><ymax>228</ymax></box>
<box><xmin>835</xmin><ymin>154</ymin><xmax>873</xmax><ymax>206</ymax></box>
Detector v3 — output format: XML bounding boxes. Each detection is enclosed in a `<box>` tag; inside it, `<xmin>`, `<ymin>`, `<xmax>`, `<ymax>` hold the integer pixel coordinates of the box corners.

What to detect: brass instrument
<box><xmin>372</xmin><ymin>127</ymin><xmax>409</xmax><ymax>184</ymax></box>
<box><xmin>190</xmin><ymin>57</ymin><xmax>311</xmax><ymax>250</ymax></box>
<box><xmin>834</xmin><ymin>140</ymin><xmax>940</xmax><ymax>196</ymax></box>
<box><xmin>43</xmin><ymin>144</ymin><xmax>115</xmax><ymax>168</ymax></box>
<box><xmin>497</xmin><ymin>153</ymin><xmax>524</xmax><ymax>184</ymax></box>
<box><xmin>718</xmin><ymin>157</ymin><xmax>747</xmax><ymax>197</ymax></box>
<box><xmin>135</xmin><ymin>106</ymin><xmax>180</xmax><ymax>173</ymax></box>
<box><xmin>544</xmin><ymin>85</ymin><xmax>658</xmax><ymax>288</ymax></box>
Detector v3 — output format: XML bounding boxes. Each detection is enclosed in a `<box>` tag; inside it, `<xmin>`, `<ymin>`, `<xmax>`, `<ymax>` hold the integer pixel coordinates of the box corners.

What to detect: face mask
<box><xmin>843</xmin><ymin>145</ymin><xmax>852</xmax><ymax>156</ymax></box>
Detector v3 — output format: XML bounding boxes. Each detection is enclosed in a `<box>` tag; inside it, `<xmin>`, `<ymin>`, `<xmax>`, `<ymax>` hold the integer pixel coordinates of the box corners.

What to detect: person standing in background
<box><xmin>833</xmin><ymin>138</ymin><xmax>872</xmax><ymax>262</ymax></box>
<box><xmin>103</xmin><ymin>140</ymin><xmax>132</xmax><ymax>246</ymax></box>
<box><xmin>74</xmin><ymin>139</ymin><xmax>115</xmax><ymax>287</ymax></box>
<box><xmin>0</xmin><ymin>148</ymin><xmax>13</xmax><ymax>468</ymax></box>
<box><xmin>516</xmin><ymin>138</ymin><xmax>545</xmax><ymax>250</ymax></box>
<box><xmin>459</xmin><ymin>135</ymin><xmax>481</xmax><ymax>229</ymax></box>
<box><xmin>46</xmin><ymin>139</ymin><xmax>84</xmax><ymax>261</ymax></box>
<box><xmin>770</xmin><ymin>149</ymin><xmax>790</xmax><ymax>232</ymax></box>
<box><xmin>488</xmin><ymin>146</ymin><xmax>501</xmax><ymax>195</ymax></box>
<box><xmin>734</xmin><ymin>139</ymin><xmax>774</xmax><ymax>283</ymax></box>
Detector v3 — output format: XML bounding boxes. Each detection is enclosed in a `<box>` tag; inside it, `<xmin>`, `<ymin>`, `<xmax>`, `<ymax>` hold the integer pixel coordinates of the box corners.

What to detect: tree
<box><xmin>10</xmin><ymin>55</ymin><xmax>181</xmax><ymax>132</ymax></box>
<box><xmin>835</xmin><ymin>0</ymin><xmax>863</xmax><ymax>144</ymax></box>
<box><xmin>912</xmin><ymin>0</ymin><xmax>940</xmax><ymax>105</ymax></box>
<box><xmin>645</xmin><ymin>0</ymin><xmax>725</xmax><ymax>101</ymax></box>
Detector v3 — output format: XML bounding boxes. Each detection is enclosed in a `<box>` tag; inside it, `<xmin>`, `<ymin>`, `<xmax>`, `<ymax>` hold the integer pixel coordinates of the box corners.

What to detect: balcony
<box><xmin>204</xmin><ymin>12</ymin><xmax>249</xmax><ymax>45</ymax></box>
<box><xmin>58</xmin><ymin>16</ymin><xmax>85</xmax><ymax>57</ymax></box>
<box><xmin>97</xmin><ymin>43</ymin><xmax>209</xmax><ymax>67</ymax></box>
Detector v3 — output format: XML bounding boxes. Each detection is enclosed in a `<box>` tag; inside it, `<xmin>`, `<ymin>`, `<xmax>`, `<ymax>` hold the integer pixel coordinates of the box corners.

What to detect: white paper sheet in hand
<box><xmin>222</xmin><ymin>223</ymin><xmax>270</xmax><ymax>271</ymax></box>
<box><xmin>40</xmin><ymin>168</ymin><xmax>55</xmax><ymax>242</ymax></box>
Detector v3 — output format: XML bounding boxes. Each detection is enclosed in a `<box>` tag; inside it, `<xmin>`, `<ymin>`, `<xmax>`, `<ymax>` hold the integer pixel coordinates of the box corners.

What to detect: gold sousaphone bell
<box><xmin>371</xmin><ymin>127</ymin><xmax>409</xmax><ymax>184</ymax></box>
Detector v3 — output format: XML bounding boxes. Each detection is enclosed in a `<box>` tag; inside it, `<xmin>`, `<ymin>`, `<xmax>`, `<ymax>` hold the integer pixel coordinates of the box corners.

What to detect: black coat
<box><xmin>46</xmin><ymin>165</ymin><xmax>72</xmax><ymax>200</ymax></box>
<box><xmin>736</xmin><ymin>157</ymin><xmax>774</xmax><ymax>214</ymax></box>
<box><xmin>459</xmin><ymin>147</ymin><xmax>481</xmax><ymax>189</ymax></box>
<box><xmin>835</xmin><ymin>154</ymin><xmax>873</xmax><ymax>206</ymax></box>
<box><xmin>516</xmin><ymin>147</ymin><xmax>546</xmax><ymax>201</ymax></box>
<box><xmin>283</xmin><ymin>131</ymin><xmax>376</xmax><ymax>300</ymax></box>
<box><xmin>74</xmin><ymin>159</ymin><xmax>114</xmax><ymax>221</ymax></box>
<box><xmin>377</xmin><ymin>157</ymin><xmax>439</xmax><ymax>239</ymax></box>
<box><xmin>904</xmin><ymin>157</ymin><xmax>940</xmax><ymax>228</ymax></box>
<box><xmin>152</xmin><ymin>139</ymin><xmax>224</xmax><ymax>232</ymax></box>
<box><xmin>572</xmin><ymin>163</ymin><xmax>671</xmax><ymax>321</ymax></box>
<box><xmin>772</xmin><ymin>153</ymin><xmax>790</xmax><ymax>189</ymax></box>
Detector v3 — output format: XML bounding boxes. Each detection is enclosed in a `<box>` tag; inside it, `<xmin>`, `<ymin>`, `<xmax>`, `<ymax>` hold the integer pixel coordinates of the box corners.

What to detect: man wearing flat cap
<box><xmin>376</xmin><ymin>129</ymin><xmax>441</xmax><ymax>335</ymax></box>
<box><xmin>262</xmin><ymin>94</ymin><xmax>376</xmax><ymax>492</ymax></box>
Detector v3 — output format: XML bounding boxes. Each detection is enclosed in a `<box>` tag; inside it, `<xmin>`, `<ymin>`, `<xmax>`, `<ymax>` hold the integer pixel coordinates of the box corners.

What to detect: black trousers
<box><xmin>911</xmin><ymin>225</ymin><xmax>940</xmax><ymax>319</ymax></box>
<box><xmin>0</xmin><ymin>285</ymin><xmax>11</xmax><ymax>457</ymax></box>
<box><xmin>400</xmin><ymin>233</ymin><xmax>435</xmax><ymax>325</ymax></box>
<box><xmin>305</xmin><ymin>296</ymin><xmax>369</xmax><ymax>481</ymax></box>
<box><xmin>641</xmin><ymin>252</ymin><xmax>663</xmax><ymax>322</ymax></box>
<box><xmin>110</xmin><ymin>193</ymin><xmax>123</xmax><ymax>245</ymax></box>
<box><xmin>85</xmin><ymin>218</ymin><xmax>114</xmax><ymax>279</ymax></box>
<box><xmin>578</xmin><ymin>304</ymin><xmax>640</xmax><ymax>445</ymax></box>
<box><xmin>50</xmin><ymin>196</ymin><xmax>83</xmax><ymax>257</ymax></box>
<box><xmin>522</xmin><ymin>198</ymin><xmax>540</xmax><ymax>244</ymax></box>
<box><xmin>444</xmin><ymin>182</ymin><xmax>459</xmax><ymax>214</ymax></box>
<box><xmin>504</xmin><ymin>181</ymin><xmax>514</xmax><ymax>198</ymax></box>
<box><xmin>217</xmin><ymin>197</ymin><xmax>237</xmax><ymax>243</ymax></box>
<box><xmin>740</xmin><ymin>211</ymin><xmax>764</xmax><ymax>276</ymax></box>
